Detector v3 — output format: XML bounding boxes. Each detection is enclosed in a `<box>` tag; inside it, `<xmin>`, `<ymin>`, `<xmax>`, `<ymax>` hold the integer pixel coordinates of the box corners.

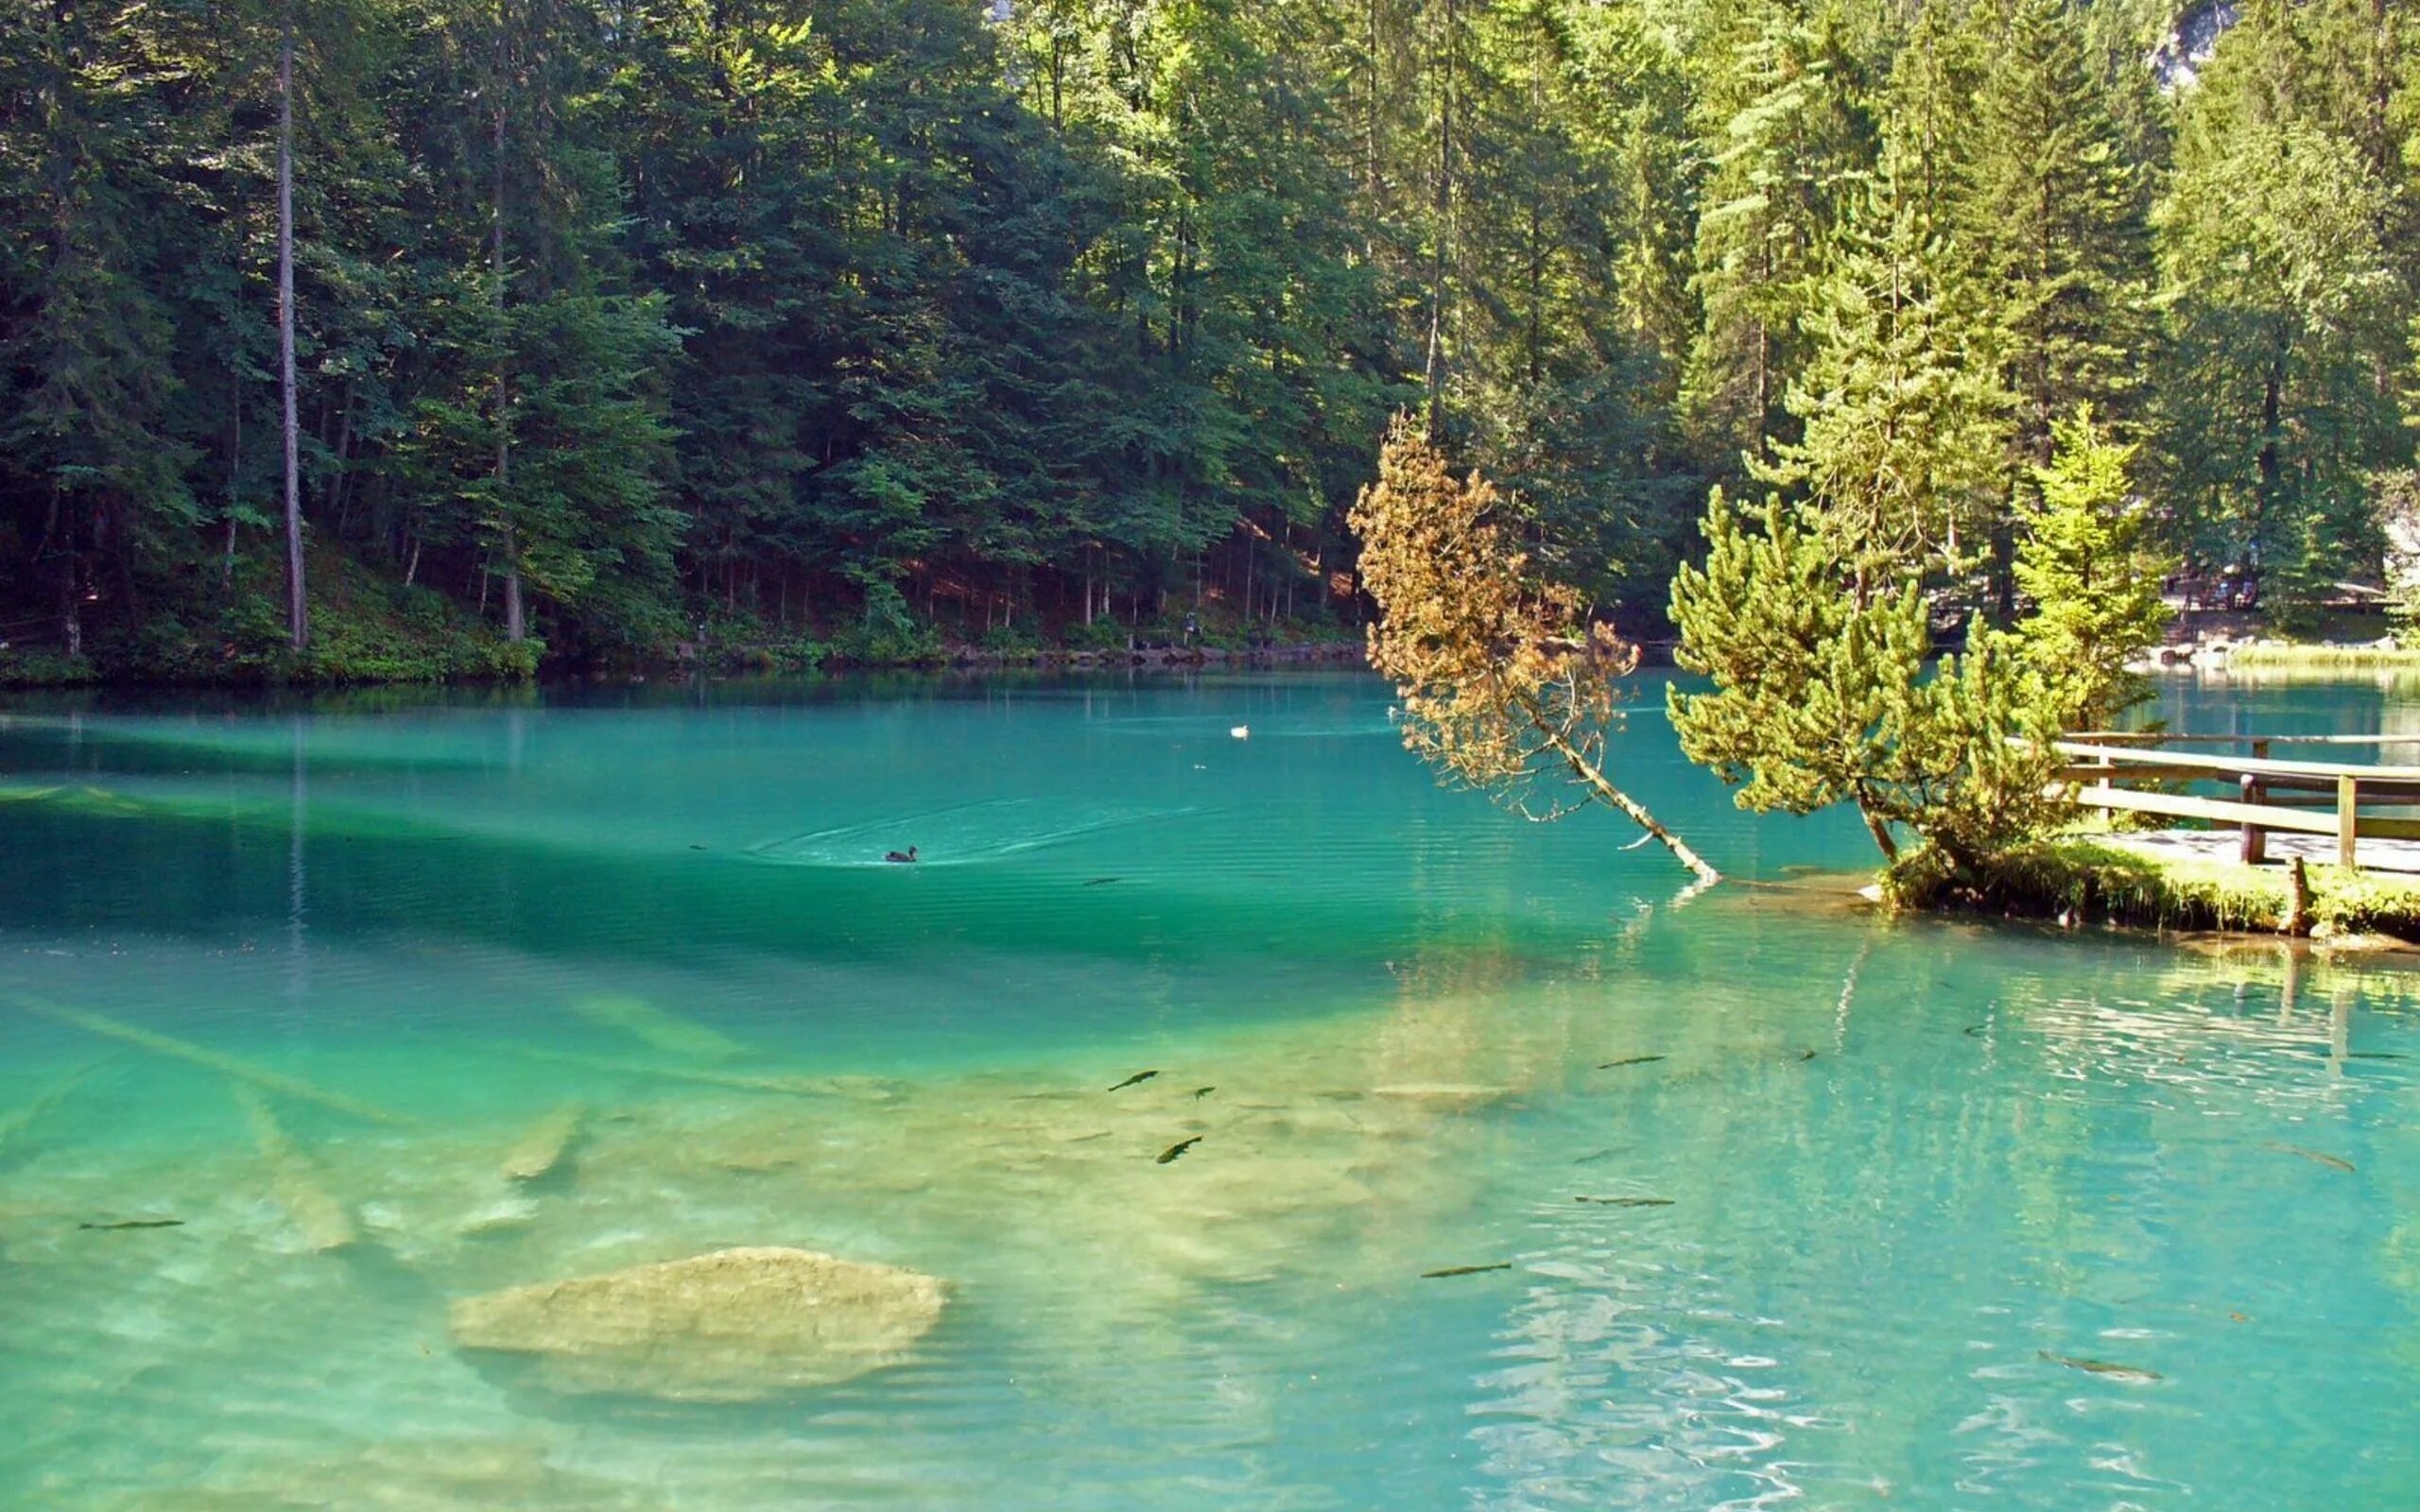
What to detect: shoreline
<box><xmin>0</xmin><ymin>637</ymin><xmax>1374</xmax><ymax>692</ymax></box>
<box><xmin>1890</xmin><ymin>833</ymin><xmax>2420</xmax><ymax>949</ymax></box>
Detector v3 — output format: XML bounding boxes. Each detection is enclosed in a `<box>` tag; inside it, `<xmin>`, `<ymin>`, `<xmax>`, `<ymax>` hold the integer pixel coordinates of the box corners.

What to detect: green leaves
<box><xmin>2154</xmin><ymin>112</ymin><xmax>2403</xmax><ymax>586</ymax></box>
<box><xmin>5</xmin><ymin>0</ymin><xmax>2419</xmax><ymax>673</ymax></box>
<box><xmin>1670</xmin><ymin>489</ymin><xmax>2066</xmax><ymax>867</ymax></box>
<box><xmin>2010</xmin><ymin>405</ymin><xmax>2170</xmax><ymax>728</ymax></box>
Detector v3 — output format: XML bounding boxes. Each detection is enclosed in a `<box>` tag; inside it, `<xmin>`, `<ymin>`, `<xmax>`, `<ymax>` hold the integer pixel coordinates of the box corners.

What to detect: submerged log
<box><xmin>0</xmin><ymin>1057</ymin><xmax>108</xmax><ymax>1157</ymax></box>
<box><xmin>12</xmin><ymin>997</ymin><xmax>408</xmax><ymax>1125</ymax></box>
<box><xmin>565</xmin><ymin>994</ymin><xmax>748</xmax><ymax>1062</ymax></box>
<box><xmin>234</xmin><ymin>1084</ymin><xmax>358</xmax><ymax>1251</ymax></box>
<box><xmin>501</xmin><ymin>1102</ymin><xmax>584</xmax><ymax>1183</ymax></box>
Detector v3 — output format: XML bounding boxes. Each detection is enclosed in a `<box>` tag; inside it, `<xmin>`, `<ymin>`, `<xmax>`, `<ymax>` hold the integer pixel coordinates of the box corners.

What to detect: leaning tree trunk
<box><xmin>1556</xmin><ymin>735</ymin><xmax>1720</xmax><ymax>885</ymax></box>
<box><xmin>1857</xmin><ymin>800</ymin><xmax>1899</xmax><ymax>863</ymax></box>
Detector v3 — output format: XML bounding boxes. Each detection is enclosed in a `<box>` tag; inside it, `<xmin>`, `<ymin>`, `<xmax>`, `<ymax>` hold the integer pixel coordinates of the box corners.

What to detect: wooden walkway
<box><xmin>2097</xmin><ymin>829</ymin><xmax>2420</xmax><ymax>876</ymax></box>
<box><xmin>2054</xmin><ymin>733</ymin><xmax>2420</xmax><ymax>870</ymax></box>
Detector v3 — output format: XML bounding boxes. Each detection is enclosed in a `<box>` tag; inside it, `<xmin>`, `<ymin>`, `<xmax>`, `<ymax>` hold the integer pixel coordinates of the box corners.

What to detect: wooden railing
<box><xmin>2053</xmin><ymin>735</ymin><xmax>2420</xmax><ymax>869</ymax></box>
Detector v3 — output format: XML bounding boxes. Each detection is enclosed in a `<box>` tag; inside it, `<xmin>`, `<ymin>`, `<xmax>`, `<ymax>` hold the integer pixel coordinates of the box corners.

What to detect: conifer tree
<box><xmin>1962</xmin><ymin>0</ymin><xmax>2155</xmax><ymax>459</ymax></box>
<box><xmin>2009</xmin><ymin>405</ymin><xmax>2171</xmax><ymax>728</ymax></box>
<box><xmin>1960</xmin><ymin>0</ymin><xmax>2155</xmax><ymax>617</ymax></box>
<box><xmin>1669</xmin><ymin>490</ymin><xmax>2062</xmax><ymax>868</ymax></box>
<box><xmin>1681</xmin><ymin>0</ymin><xmax>1876</xmax><ymax>474</ymax></box>
<box><xmin>1879</xmin><ymin>0</ymin><xmax>1979</xmax><ymax>248</ymax></box>
<box><xmin>1754</xmin><ymin>141</ymin><xmax>2008</xmax><ymax>595</ymax></box>
<box><xmin>1352</xmin><ymin>419</ymin><xmax>1717</xmax><ymax>883</ymax></box>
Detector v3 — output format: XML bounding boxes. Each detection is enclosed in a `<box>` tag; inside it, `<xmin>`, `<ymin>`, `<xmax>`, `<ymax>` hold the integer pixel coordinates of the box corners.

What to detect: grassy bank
<box><xmin>2221</xmin><ymin>640</ymin><xmax>2420</xmax><ymax>670</ymax></box>
<box><xmin>3</xmin><ymin>556</ymin><xmax>1368</xmax><ymax>689</ymax></box>
<box><xmin>2</xmin><ymin>552</ymin><xmax>539</xmax><ymax>689</ymax></box>
<box><xmin>1888</xmin><ymin>835</ymin><xmax>2420</xmax><ymax>943</ymax></box>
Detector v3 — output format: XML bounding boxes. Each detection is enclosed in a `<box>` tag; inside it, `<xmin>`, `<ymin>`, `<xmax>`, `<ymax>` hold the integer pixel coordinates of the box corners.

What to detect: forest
<box><xmin>2</xmin><ymin>0</ymin><xmax>2414</xmax><ymax>678</ymax></box>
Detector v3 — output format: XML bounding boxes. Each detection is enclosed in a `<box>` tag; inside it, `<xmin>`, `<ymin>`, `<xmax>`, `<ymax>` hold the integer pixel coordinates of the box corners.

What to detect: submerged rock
<box><xmin>448</xmin><ymin>1246</ymin><xmax>944</xmax><ymax>1400</ymax></box>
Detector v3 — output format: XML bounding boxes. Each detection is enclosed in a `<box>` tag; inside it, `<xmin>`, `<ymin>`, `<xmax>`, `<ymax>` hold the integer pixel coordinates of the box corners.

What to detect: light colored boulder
<box><xmin>449</xmin><ymin>1246</ymin><xmax>943</xmax><ymax>1400</ymax></box>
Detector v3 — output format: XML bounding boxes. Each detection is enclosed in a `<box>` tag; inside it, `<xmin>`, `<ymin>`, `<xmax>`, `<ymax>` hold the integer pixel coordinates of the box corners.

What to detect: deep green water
<box><xmin>0</xmin><ymin>670</ymin><xmax>2414</xmax><ymax>1510</ymax></box>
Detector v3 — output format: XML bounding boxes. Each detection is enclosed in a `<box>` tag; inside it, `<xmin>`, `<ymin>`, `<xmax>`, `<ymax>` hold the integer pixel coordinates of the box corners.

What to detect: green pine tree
<box><xmin>1960</xmin><ymin>0</ymin><xmax>2155</xmax><ymax>616</ymax></box>
<box><xmin>1754</xmin><ymin>138</ymin><xmax>2009</xmax><ymax>597</ymax></box>
<box><xmin>1668</xmin><ymin>489</ymin><xmax>2063</xmax><ymax>868</ymax></box>
<box><xmin>2009</xmin><ymin>404</ymin><xmax>2172</xmax><ymax>729</ymax></box>
<box><xmin>1680</xmin><ymin>0</ymin><xmax>1876</xmax><ymax>475</ymax></box>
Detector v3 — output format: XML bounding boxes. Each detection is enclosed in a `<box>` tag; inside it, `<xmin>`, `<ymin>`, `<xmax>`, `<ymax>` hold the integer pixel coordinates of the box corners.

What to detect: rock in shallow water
<box><xmin>448</xmin><ymin>1246</ymin><xmax>944</xmax><ymax>1400</ymax></box>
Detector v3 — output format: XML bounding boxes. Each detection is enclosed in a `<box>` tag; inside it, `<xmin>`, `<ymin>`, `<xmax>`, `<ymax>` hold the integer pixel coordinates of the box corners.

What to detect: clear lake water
<box><xmin>0</xmin><ymin>668</ymin><xmax>2414</xmax><ymax>1510</ymax></box>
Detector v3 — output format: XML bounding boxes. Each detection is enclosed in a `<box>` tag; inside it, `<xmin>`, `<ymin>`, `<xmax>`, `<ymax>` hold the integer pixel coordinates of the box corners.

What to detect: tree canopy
<box><xmin>3</xmin><ymin>0</ymin><xmax>2418</xmax><ymax>674</ymax></box>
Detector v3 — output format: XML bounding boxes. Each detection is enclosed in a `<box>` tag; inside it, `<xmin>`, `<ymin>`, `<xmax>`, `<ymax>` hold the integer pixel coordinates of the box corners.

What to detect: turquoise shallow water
<box><xmin>0</xmin><ymin>670</ymin><xmax>2415</xmax><ymax>1510</ymax></box>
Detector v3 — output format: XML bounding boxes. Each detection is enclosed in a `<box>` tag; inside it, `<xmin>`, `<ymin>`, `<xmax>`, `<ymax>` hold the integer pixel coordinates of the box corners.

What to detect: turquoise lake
<box><xmin>1</xmin><ymin>669</ymin><xmax>2414</xmax><ymax>1510</ymax></box>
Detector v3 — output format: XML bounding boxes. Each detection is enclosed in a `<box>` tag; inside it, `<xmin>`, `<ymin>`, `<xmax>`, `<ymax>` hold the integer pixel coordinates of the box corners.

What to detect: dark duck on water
<box><xmin>885</xmin><ymin>846</ymin><xmax>919</xmax><ymax>864</ymax></box>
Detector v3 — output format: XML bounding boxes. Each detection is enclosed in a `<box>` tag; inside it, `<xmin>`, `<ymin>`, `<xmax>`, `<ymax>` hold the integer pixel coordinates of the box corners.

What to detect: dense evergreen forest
<box><xmin>3</xmin><ymin>0</ymin><xmax>2415</xmax><ymax>678</ymax></box>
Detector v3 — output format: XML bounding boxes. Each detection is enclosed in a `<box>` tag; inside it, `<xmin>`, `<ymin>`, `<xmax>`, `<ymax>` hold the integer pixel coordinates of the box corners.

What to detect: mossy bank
<box><xmin>1889</xmin><ymin>834</ymin><xmax>2420</xmax><ymax>945</ymax></box>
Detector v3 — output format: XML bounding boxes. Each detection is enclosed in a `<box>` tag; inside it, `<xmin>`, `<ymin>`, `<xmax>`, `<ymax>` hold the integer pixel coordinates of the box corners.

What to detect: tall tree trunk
<box><xmin>327</xmin><ymin>383</ymin><xmax>356</xmax><ymax>533</ymax></box>
<box><xmin>2257</xmin><ymin>361</ymin><xmax>2283</xmax><ymax>527</ymax></box>
<box><xmin>1857</xmin><ymin>799</ymin><xmax>1899</xmax><ymax>863</ymax></box>
<box><xmin>224</xmin><ymin>352</ymin><xmax>242</xmax><ymax>586</ymax></box>
<box><xmin>1422</xmin><ymin>0</ymin><xmax>1454</xmax><ymax>434</ymax></box>
<box><xmin>279</xmin><ymin>13</ymin><xmax>306</xmax><ymax>651</ymax></box>
<box><xmin>493</xmin><ymin>40</ymin><xmax>525</xmax><ymax>644</ymax></box>
<box><xmin>1363</xmin><ymin>0</ymin><xmax>1379</xmax><ymax>260</ymax></box>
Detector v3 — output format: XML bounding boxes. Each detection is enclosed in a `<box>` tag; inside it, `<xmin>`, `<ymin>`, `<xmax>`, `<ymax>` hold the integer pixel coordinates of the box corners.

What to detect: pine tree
<box><xmin>1681</xmin><ymin>0</ymin><xmax>1876</xmax><ymax>474</ymax></box>
<box><xmin>1879</xmin><ymin>0</ymin><xmax>1980</xmax><ymax>248</ymax></box>
<box><xmin>1668</xmin><ymin>490</ymin><xmax>2062</xmax><ymax>867</ymax></box>
<box><xmin>1960</xmin><ymin>0</ymin><xmax>2155</xmax><ymax>617</ymax></box>
<box><xmin>2009</xmin><ymin>405</ymin><xmax>2171</xmax><ymax>728</ymax></box>
<box><xmin>1352</xmin><ymin>419</ymin><xmax>1717</xmax><ymax>882</ymax></box>
<box><xmin>1754</xmin><ymin>142</ymin><xmax>2009</xmax><ymax>596</ymax></box>
<box><xmin>1962</xmin><ymin>0</ymin><xmax>2155</xmax><ymax>457</ymax></box>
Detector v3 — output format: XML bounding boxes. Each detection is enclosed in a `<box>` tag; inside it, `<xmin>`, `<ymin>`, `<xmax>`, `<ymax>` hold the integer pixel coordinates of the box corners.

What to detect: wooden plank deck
<box><xmin>2048</xmin><ymin>735</ymin><xmax>2420</xmax><ymax>870</ymax></box>
<box><xmin>2097</xmin><ymin>829</ymin><xmax>2420</xmax><ymax>877</ymax></box>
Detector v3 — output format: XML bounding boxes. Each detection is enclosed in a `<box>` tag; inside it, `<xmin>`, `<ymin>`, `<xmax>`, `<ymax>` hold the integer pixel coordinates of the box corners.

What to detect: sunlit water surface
<box><xmin>0</xmin><ymin>671</ymin><xmax>2414</xmax><ymax>1510</ymax></box>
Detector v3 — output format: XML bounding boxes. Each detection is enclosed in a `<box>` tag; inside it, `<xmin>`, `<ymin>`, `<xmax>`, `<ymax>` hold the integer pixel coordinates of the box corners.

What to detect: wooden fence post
<box><xmin>2339</xmin><ymin>774</ymin><xmax>2360</xmax><ymax>871</ymax></box>
<box><xmin>2241</xmin><ymin>739</ymin><xmax>2270</xmax><ymax>865</ymax></box>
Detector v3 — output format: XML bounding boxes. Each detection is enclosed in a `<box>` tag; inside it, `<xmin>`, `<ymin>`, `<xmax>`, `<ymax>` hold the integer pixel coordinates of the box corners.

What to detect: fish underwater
<box><xmin>2266</xmin><ymin>1142</ymin><xmax>2356</xmax><ymax>1173</ymax></box>
<box><xmin>2039</xmin><ymin>1349</ymin><xmax>2162</xmax><ymax>1383</ymax></box>
<box><xmin>1421</xmin><ymin>1263</ymin><xmax>1512</xmax><ymax>1279</ymax></box>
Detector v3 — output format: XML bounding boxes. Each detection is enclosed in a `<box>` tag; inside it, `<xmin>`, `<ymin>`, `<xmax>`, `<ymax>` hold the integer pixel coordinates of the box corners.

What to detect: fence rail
<box><xmin>2052</xmin><ymin>737</ymin><xmax>2420</xmax><ymax>868</ymax></box>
